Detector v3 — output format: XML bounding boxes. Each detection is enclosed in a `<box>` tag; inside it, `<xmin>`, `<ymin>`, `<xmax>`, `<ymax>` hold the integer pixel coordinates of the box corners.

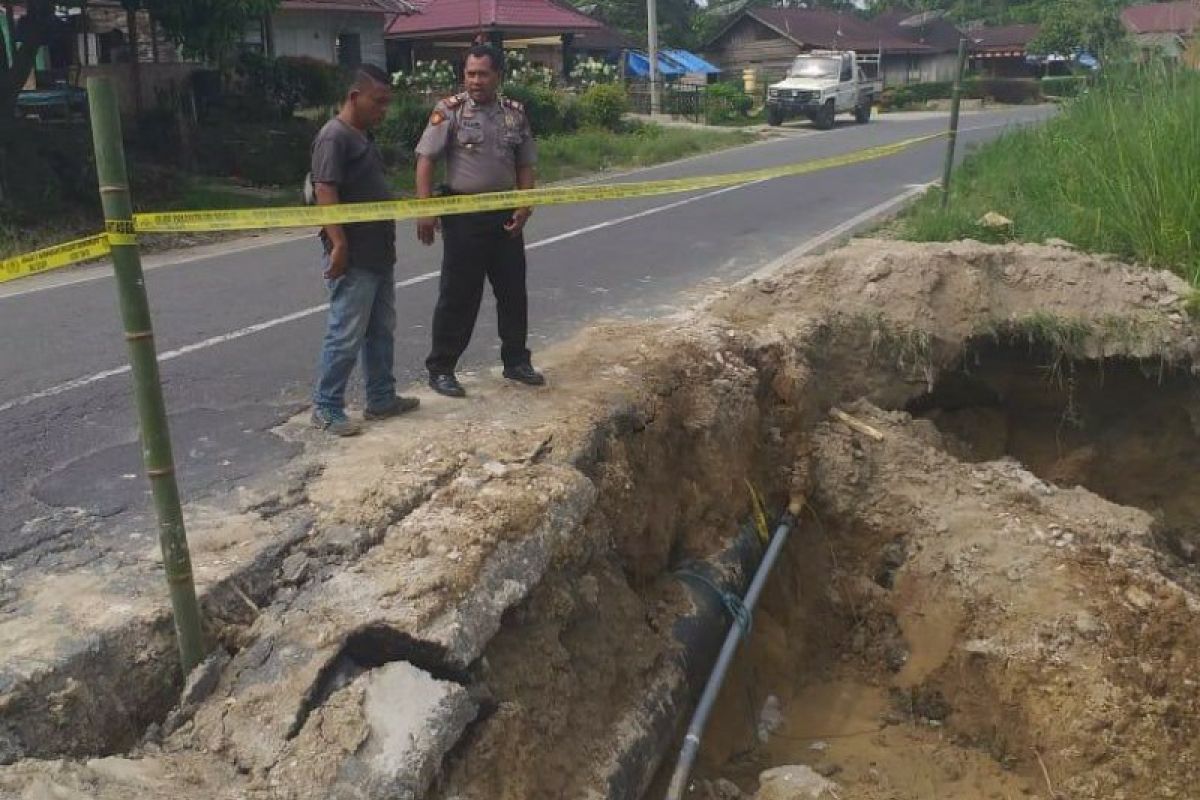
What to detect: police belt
<box><xmin>435</xmin><ymin>184</ymin><xmax>521</xmax><ymax>219</ymax></box>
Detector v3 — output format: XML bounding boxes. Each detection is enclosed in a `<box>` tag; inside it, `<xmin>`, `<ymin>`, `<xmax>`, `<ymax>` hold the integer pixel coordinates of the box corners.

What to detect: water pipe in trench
<box><xmin>664</xmin><ymin>497</ymin><xmax>805</xmax><ymax>800</ymax></box>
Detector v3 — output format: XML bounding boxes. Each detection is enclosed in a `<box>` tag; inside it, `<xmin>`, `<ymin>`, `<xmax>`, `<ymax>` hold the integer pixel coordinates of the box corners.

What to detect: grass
<box><xmin>2</xmin><ymin>123</ymin><xmax>752</xmax><ymax>262</ymax></box>
<box><xmin>164</xmin><ymin>180</ymin><xmax>294</xmax><ymax>212</ymax></box>
<box><xmin>529</xmin><ymin>124</ymin><xmax>754</xmax><ymax>183</ymax></box>
<box><xmin>897</xmin><ymin>64</ymin><xmax>1200</xmax><ymax>283</ymax></box>
<box><xmin>384</xmin><ymin>122</ymin><xmax>752</xmax><ymax>194</ymax></box>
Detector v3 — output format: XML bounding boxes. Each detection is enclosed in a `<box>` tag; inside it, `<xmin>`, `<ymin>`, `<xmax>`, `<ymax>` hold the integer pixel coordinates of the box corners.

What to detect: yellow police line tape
<box><xmin>131</xmin><ymin>133</ymin><xmax>941</xmax><ymax>233</ymax></box>
<box><xmin>1</xmin><ymin>132</ymin><xmax>943</xmax><ymax>286</ymax></box>
<box><xmin>0</xmin><ymin>233</ymin><xmax>112</xmax><ymax>285</ymax></box>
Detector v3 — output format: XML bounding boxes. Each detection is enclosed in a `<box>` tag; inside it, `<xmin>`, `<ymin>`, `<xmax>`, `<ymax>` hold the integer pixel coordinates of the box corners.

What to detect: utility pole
<box><xmin>88</xmin><ymin>76</ymin><xmax>206</xmax><ymax>675</ymax></box>
<box><xmin>941</xmin><ymin>37</ymin><xmax>969</xmax><ymax>209</ymax></box>
<box><xmin>647</xmin><ymin>0</ymin><xmax>660</xmax><ymax>116</ymax></box>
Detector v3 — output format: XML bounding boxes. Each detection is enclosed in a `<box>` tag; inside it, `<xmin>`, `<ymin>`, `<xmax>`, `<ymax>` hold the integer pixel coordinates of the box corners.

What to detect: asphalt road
<box><xmin>0</xmin><ymin>106</ymin><xmax>1051</xmax><ymax>559</ymax></box>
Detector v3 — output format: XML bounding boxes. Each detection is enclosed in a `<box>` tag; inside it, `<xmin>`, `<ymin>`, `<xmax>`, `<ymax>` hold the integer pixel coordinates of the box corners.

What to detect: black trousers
<box><xmin>426</xmin><ymin>209</ymin><xmax>531</xmax><ymax>375</ymax></box>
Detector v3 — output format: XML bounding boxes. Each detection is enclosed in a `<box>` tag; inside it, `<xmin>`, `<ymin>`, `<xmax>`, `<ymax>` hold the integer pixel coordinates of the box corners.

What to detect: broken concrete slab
<box><xmin>0</xmin><ymin>506</ymin><xmax>309</xmax><ymax>764</ymax></box>
<box><xmin>182</xmin><ymin>465</ymin><xmax>596</xmax><ymax>777</ymax></box>
<box><xmin>271</xmin><ymin>661</ymin><xmax>477</xmax><ymax>800</ymax></box>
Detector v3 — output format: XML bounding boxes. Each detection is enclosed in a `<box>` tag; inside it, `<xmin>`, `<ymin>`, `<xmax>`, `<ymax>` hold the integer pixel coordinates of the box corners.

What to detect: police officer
<box><xmin>414</xmin><ymin>42</ymin><xmax>544</xmax><ymax>398</ymax></box>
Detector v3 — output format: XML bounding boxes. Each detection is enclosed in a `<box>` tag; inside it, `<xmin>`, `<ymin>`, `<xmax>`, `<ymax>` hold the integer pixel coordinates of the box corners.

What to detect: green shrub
<box><xmin>560</xmin><ymin>92</ymin><xmax>581</xmax><ymax>133</ymax></box>
<box><xmin>967</xmin><ymin>78</ymin><xmax>1042</xmax><ymax>104</ymax></box>
<box><xmin>233</xmin><ymin>52</ymin><xmax>346</xmax><ymax>118</ymax></box>
<box><xmin>1041</xmin><ymin>75</ymin><xmax>1089</xmax><ymax>98</ymax></box>
<box><xmin>378</xmin><ymin>94</ymin><xmax>435</xmax><ymax>161</ymax></box>
<box><xmin>0</xmin><ymin>122</ymin><xmax>97</xmax><ymax>221</ymax></box>
<box><xmin>195</xmin><ymin>119</ymin><xmax>319</xmax><ymax>186</ymax></box>
<box><xmin>908</xmin><ymin>81</ymin><xmax>955</xmax><ymax>103</ymax></box>
<box><xmin>276</xmin><ymin>56</ymin><xmax>345</xmax><ymax>110</ymax></box>
<box><xmin>503</xmin><ymin>83</ymin><xmax>569</xmax><ymax>135</ymax></box>
<box><xmin>883</xmin><ymin>78</ymin><xmax>1043</xmax><ymax>109</ymax></box>
<box><xmin>702</xmin><ymin>82</ymin><xmax>753</xmax><ymax>124</ymax></box>
<box><xmin>578</xmin><ymin>83</ymin><xmax>628</xmax><ymax>131</ymax></box>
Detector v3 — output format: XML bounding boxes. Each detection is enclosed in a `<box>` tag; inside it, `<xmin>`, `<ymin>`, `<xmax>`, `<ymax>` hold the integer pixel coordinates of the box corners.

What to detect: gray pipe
<box><xmin>664</xmin><ymin>499</ymin><xmax>804</xmax><ymax>800</ymax></box>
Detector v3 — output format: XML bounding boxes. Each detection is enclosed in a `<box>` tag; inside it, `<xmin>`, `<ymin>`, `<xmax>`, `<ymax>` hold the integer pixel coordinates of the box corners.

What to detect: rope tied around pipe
<box><xmin>674</xmin><ymin>568</ymin><xmax>753</xmax><ymax>637</ymax></box>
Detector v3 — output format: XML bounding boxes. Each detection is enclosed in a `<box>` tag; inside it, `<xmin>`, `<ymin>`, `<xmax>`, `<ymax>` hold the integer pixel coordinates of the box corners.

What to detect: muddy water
<box><xmin>682</xmin><ymin>535</ymin><xmax>1042</xmax><ymax>800</ymax></box>
<box><xmin>706</xmin><ymin>678</ymin><xmax>1037</xmax><ymax>800</ymax></box>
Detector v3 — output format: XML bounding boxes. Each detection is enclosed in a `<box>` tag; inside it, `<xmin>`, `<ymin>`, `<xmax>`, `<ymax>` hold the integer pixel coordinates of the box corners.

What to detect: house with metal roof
<box><xmin>385</xmin><ymin>0</ymin><xmax>608</xmax><ymax>76</ymax></box>
<box><xmin>1121</xmin><ymin>1</ymin><xmax>1198</xmax><ymax>64</ymax></box>
<box><xmin>965</xmin><ymin>23</ymin><xmax>1040</xmax><ymax>77</ymax></box>
<box><xmin>3</xmin><ymin>0</ymin><xmax>413</xmax><ymax>117</ymax></box>
<box><xmin>249</xmin><ymin>0</ymin><xmax>417</xmax><ymax>69</ymax></box>
<box><xmin>701</xmin><ymin>7</ymin><xmax>963</xmax><ymax>86</ymax></box>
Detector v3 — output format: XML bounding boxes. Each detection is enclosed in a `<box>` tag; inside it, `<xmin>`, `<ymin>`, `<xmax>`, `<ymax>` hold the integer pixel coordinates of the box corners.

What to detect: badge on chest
<box><xmin>457</xmin><ymin>111</ymin><xmax>485</xmax><ymax>150</ymax></box>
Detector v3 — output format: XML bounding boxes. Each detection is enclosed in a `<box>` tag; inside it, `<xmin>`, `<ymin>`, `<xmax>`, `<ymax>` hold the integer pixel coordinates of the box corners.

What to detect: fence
<box><xmin>626</xmin><ymin>81</ymin><xmax>768</xmax><ymax>124</ymax></box>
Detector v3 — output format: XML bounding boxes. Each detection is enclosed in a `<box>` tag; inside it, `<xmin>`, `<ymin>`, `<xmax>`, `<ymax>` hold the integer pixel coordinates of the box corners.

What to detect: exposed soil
<box><xmin>5</xmin><ymin>239</ymin><xmax>1200</xmax><ymax>800</ymax></box>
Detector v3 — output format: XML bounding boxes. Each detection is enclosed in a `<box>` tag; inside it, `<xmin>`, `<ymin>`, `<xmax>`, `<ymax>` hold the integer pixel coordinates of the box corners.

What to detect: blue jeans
<box><xmin>313</xmin><ymin>266</ymin><xmax>396</xmax><ymax>414</ymax></box>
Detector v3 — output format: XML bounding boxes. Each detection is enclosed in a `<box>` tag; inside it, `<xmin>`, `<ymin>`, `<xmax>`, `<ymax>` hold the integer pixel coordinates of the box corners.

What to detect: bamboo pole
<box><xmin>88</xmin><ymin>76</ymin><xmax>205</xmax><ymax>674</ymax></box>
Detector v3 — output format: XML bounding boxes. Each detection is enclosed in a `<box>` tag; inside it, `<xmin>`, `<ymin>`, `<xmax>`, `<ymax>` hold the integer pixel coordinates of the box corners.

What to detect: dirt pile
<box><xmin>4</xmin><ymin>239</ymin><xmax>1200</xmax><ymax>800</ymax></box>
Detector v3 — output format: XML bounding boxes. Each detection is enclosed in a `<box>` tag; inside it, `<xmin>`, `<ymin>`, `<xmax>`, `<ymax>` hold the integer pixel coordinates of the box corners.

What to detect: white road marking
<box><xmin>0</xmin><ymin>181</ymin><xmax>765</xmax><ymax>416</ymax></box>
<box><xmin>0</xmin><ymin>114</ymin><xmax>1043</xmax><ymax>415</ymax></box>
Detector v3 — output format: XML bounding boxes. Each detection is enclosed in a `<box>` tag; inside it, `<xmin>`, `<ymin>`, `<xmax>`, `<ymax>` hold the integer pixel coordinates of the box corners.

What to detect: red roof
<box><xmin>1121</xmin><ymin>1</ymin><xmax>1197</xmax><ymax>34</ymax></box>
<box><xmin>280</xmin><ymin>0</ymin><xmax>415</xmax><ymax>13</ymax></box>
<box><xmin>968</xmin><ymin>24</ymin><xmax>1040</xmax><ymax>51</ymax></box>
<box><xmin>387</xmin><ymin>0</ymin><xmax>603</xmax><ymax>37</ymax></box>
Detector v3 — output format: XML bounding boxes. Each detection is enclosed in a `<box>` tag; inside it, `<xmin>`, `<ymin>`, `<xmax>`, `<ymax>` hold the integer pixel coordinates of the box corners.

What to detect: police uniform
<box><xmin>415</xmin><ymin>92</ymin><xmax>538</xmax><ymax>377</ymax></box>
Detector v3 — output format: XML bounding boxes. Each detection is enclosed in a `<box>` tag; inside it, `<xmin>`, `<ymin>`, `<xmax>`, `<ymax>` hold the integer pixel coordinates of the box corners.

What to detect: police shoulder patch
<box><xmin>429</xmin><ymin>109</ymin><xmax>446</xmax><ymax>125</ymax></box>
<box><xmin>501</xmin><ymin>96</ymin><xmax>524</xmax><ymax>112</ymax></box>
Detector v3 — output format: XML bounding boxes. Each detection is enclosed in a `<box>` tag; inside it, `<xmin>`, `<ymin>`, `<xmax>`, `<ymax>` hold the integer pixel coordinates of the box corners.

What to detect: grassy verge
<box><xmin>386</xmin><ymin>123</ymin><xmax>755</xmax><ymax>193</ymax></box>
<box><xmin>0</xmin><ymin>178</ymin><xmax>297</xmax><ymax>264</ymax></box>
<box><xmin>3</xmin><ymin>124</ymin><xmax>753</xmax><ymax>262</ymax></box>
<box><xmin>533</xmin><ymin>124</ymin><xmax>755</xmax><ymax>183</ymax></box>
<box><xmin>895</xmin><ymin>66</ymin><xmax>1200</xmax><ymax>282</ymax></box>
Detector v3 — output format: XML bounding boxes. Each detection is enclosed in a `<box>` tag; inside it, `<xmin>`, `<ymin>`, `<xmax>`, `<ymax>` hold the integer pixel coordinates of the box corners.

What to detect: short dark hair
<box><xmin>465</xmin><ymin>43</ymin><xmax>505</xmax><ymax>74</ymax></box>
<box><xmin>348</xmin><ymin>63</ymin><xmax>392</xmax><ymax>95</ymax></box>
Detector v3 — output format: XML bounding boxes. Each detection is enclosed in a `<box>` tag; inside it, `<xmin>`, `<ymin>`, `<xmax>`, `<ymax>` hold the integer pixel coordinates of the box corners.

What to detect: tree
<box><xmin>582</xmin><ymin>0</ymin><xmax>702</xmax><ymax>48</ymax></box>
<box><xmin>1028</xmin><ymin>0</ymin><xmax>1126</xmax><ymax>60</ymax></box>
<box><xmin>147</xmin><ymin>0</ymin><xmax>279</xmax><ymax>63</ymax></box>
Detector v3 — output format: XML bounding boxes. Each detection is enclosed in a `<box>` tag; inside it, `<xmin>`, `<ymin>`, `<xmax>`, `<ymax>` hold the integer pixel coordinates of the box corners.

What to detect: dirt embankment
<box><xmin>4</xmin><ymin>239</ymin><xmax>1200</xmax><ymax>800</ymax></box>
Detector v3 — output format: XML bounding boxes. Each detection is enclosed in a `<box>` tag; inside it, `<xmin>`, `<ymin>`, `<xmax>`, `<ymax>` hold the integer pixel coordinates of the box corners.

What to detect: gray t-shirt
<box><xmin>310</xmin><ymin>118</ymin><xmax>396</xmax><ymax>273</ymax></box>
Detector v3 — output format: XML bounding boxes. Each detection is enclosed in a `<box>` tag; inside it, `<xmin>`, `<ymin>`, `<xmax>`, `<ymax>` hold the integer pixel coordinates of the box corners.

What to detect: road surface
<box><xmin>0</xmin><ymin>106</ymin><xmax>1051</xmax><ymax>560</ymax></box>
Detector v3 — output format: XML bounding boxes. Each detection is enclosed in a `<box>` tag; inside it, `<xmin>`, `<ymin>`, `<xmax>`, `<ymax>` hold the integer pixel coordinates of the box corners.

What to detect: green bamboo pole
<box><xmin>87</xmin><ymin>77</ymin><xmax>205</xmax><ymax>674</ymax></box>
<box><xmin>941</xmin><ymin>37</ymin><xmax>969</xmax><ymax>209</ymax></box>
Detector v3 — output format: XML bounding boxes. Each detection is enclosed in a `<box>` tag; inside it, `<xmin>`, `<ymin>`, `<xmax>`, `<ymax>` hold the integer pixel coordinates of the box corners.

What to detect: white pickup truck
<box><xmin>766</xmin><ymin>50</ymin><xmax>883</xmax><ymax>129</ymax></box>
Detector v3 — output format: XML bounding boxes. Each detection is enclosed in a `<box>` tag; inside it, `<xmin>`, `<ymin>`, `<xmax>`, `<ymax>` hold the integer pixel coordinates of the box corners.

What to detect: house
<box><xmin>701</xmin><ymin>7</ymin><xmax>962</xmax><ymax>86</ymax></box>
<box><xmin>965</xmin><ymin>23</ymin><xmax>1040</xmax><ymax>77</ymax></box>
<box><xmin>572</xmin><ymin>22</ymin><xmax>633</xmax><ymax>63</ymax></box>
<box><xmin>246</xmin><ymin>0</ymin><xmax>416</xmax><ymax>70</ymax></box>
<box><xmin>1121</xmin><ymin>1</ymin><xmax>1198</xmax><ymax>64</ymax></box>
<box><xmin>3</xmin><ymin>0</ymin><xmax>409</xmax><ymax>117</ymax></box>
<box><xmin>384</xmin><ymin>0</ymin><xmax>605</xmax><ymax>77</ymax></box>
<box><xmin>4</xmin><ymin>0</ymin><xmax>199</xmax><ymax>115</ymax></box>
<box><xmin>872</xmin><ymin>10</ymin><xmax>966</xmax><ymax>84</ymax></box>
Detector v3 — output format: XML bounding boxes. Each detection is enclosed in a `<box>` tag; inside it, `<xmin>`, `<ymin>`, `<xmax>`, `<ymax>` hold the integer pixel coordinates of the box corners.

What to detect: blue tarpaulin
<box><xmin>624</xmin><ymin>48</ymin><xmax>721</xmax><ymax>77</ymax></box>
<box><xmin>625</xmin><ymin>50</ymin><xmax>683</xmax><ymax>77</ymax></box>
<box><xmin>661</xmin><ymin>49</ymin><xmax>721</xmax><ymax>74</ymax></box>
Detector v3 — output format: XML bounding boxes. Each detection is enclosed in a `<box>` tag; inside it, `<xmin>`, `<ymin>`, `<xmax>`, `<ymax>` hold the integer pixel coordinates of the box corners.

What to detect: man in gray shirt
<box><xmin>310</xmin><ymin>64</ymin><xmax>418</xmax><ymax>436</ymax></box>
<box><xmin>414</xmin><ymin>43</ymin><xmax>543</xmax><ymax>398</ymax></box>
